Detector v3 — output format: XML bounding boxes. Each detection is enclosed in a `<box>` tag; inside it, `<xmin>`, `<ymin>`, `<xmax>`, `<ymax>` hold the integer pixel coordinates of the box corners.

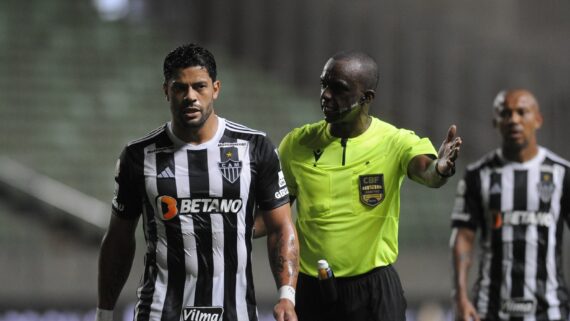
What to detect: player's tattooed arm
<box><xmin>450</xmin><ymin>227</ymin><xmax>480</xmax><ymax>321</ymax></box>
<box><xmin>269</xmin><ymin>232</ymin><xmax>299</xmax><ymax>286</ymax></box>
<box><xmin>263</xmin><ymin>203</ymin><xmax>299</xmax><ymax>288</ymax></box>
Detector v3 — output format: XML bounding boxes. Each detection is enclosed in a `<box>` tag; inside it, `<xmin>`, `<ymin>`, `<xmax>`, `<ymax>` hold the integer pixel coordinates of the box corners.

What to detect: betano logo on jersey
<box><xmin>492</xmin><ymin>210</ymin><xmax>553</xmax><ymax>228</ymax></box>
<box><xmin>156</xmin><ymin>196</ymin><xmax>243</xmax><ymax>220</ymax></box>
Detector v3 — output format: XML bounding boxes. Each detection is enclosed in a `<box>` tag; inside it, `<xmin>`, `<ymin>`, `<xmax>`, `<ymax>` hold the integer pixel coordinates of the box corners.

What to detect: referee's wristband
<box><xmin>95</xmin><ymin>308</ymin><xmax>114</xmax><ymax>321</ymax></box>
<box><xmin>278</xmin><ymin>285</ymin><xmax>296</xmax><ymax>306</ymax></box>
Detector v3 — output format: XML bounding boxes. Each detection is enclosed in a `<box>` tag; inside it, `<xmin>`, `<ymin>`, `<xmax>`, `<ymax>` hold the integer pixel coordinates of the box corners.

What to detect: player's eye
<box><xmin>193</xmin><ymin>83</ymin><xmax>207</xmax><ymax>90</ymax></box>
<box><xmin>172</xmin><ymin>82</ymin><xmax>188</xmax><ymax>93</ymax></box>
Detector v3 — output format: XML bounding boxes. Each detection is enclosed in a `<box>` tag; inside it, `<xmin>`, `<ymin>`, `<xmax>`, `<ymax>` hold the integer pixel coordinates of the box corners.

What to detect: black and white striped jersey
<box><xmin>111</xmin><ymin>117</ymin><xmax>290</xmax><ymax>321</ymax></box>
<box><xmin>451</xmin><ymin>147</ymin><xmax>570</xmax><ymax>321</ymax></box>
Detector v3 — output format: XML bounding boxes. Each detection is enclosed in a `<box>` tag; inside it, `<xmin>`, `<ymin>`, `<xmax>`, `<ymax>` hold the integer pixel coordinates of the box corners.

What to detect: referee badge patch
<box><xmin>359</xmin><ymin>174</ymin><xmax>384</xmax><ymax>207</ymax></box>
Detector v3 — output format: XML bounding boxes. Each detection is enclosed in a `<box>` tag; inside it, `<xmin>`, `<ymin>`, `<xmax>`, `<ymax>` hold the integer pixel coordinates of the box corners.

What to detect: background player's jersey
<box><xmin>112</xmin><ymin>117</ymin><xmax>289</xmax><ymax>321</ymax></box>
<box><xmin>451</xmin><ymin>147</ymin><xmax>570</xmax><ymax>321</ymax></box>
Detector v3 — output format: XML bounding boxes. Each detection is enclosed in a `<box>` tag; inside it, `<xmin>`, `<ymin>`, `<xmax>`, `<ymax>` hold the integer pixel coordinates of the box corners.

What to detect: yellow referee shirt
<box><xmin>279</xmin><ymin>117</ymin><xmax>437</xmax><ymax>277</ymax></box>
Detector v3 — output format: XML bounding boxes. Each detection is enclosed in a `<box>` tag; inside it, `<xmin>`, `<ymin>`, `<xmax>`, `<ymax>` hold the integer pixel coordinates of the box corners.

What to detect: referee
<box><xmin>257</xmin><ymin>51</ymin><xmax>462</xmax><ymax>321</ymax></box>
<box><xmin>451</xmin><ymin>89</ymin><xmax>570</xmax><ymax>321</ymax></box>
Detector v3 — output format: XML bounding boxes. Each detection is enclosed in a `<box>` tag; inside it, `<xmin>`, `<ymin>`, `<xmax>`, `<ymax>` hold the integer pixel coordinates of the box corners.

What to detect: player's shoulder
<box><xmin>541</xmin><ymin>146</ymin><xmax>570</xmax><ymax>168</ymax></box>
<box><xmin>125</xmin><ymin>123</ymin><xmax>168</xmax><ymax>150</ymax></box>
<box><xmin>466</xmin><ymin>149</ymin><xmax>501</xmax><ymax>172</ymax></box>
<box><xmin>224</xmin><ymin>118</ymin><xmax>267</xmax><ymax>138</ymax></box>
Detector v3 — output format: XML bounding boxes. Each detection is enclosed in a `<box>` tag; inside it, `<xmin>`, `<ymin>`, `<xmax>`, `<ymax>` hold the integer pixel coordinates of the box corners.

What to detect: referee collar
<box><xmin>324</xmin><ymin>117</ymin><xmax>379</xmax><ymax>143</ymax></box>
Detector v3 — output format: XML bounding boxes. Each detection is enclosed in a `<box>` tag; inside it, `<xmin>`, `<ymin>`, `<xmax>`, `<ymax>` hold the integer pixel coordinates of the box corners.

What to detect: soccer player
<box><xmin>96</xmin><ymin>44</ymin><xmax>299</xmax><ymax>321</ymax></box>
<box><xmin>272</xmin><ymin>51</ymin><xmax>462</xmax><ymax>321</ymax></box>
<box><xmin>451</xmin><ymin>89</ymin><xmax>570</xmax><ymax>321</ymax></box>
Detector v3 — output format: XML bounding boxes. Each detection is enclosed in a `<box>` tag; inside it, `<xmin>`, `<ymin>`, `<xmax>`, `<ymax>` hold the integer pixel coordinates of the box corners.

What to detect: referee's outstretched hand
<box><xmin>273</xmin><ymin>299</ymin><xmax>297</xmax><ymax>321</ymax></box>
<box><xmin>437</xmin><ymin>125</ymin><xmax>462</xmax><ymax>177</ymax></box>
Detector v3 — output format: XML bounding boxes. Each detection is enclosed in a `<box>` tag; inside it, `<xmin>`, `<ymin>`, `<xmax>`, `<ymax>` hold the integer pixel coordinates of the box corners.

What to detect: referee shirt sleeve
<box><xmin>397</xmin><ymin>129</ymin><xmax>438</xmax><ymax>175</ymax></box>
<box><xmin>112</xmin><ymin>146</ymin><xmax>142</xmax><ymax>220</ymax></box>
<box><xmin>278</xmin><ymin>131</ymin><xmax>297</xmax><ymax>198</ymax></box>
<box><xmin>451</xmin><ymin>168</ymin><xmax>482</xmax><ymax>231</ymax></box>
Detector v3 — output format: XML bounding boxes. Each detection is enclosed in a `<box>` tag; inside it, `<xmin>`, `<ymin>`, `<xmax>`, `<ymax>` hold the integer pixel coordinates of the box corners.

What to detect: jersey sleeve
<box><xmin>451</xmin><ymin>168</ymin><xmax>483</xmax><ymax>230</ymax></box>
<box><xmin>255</xmin><ymin>135</ymin><xmax>290</xmax><ymax>211</ymax></box>
<box><xmin>278</xmin><ymin>131</ymin><xmax>297</xmax><ymax>197</ymax></box>
<box><xmin>112</xmin><ymin>146</ymin><xmax>143</xmax><ymax>220</ymax></box>
<box><xmin>562</xmin><ymin>166</ymin><xmax>570</xmax><ymax>228</ymax></box>
<box><xmin>397</xmin><ymin>129</ymin><xmax>438</xmax><ymax>175</ymax></box>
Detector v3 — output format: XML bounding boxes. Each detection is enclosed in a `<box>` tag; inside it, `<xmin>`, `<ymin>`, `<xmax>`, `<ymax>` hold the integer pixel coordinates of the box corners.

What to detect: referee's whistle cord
<box><xmin>340</xmin><ymin>138</ymin><xmax>348</xmax><ymax>166</ymax></box>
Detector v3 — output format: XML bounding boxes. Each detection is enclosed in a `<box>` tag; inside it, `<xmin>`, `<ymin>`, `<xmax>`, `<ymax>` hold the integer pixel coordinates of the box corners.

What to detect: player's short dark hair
<box><xmin>163</xmin><ymin>43</ymin><xmax>217</xmax><ymax>82</ymax></box>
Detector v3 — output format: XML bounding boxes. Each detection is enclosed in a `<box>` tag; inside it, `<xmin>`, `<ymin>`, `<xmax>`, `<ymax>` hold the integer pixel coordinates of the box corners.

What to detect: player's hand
<box><xmin>273</xmin><ymin>299</ymin><xmax>297</xmax><ymax>321</ymax></box>
<box><xmin>454</xmin><ymin>297</ymin><xmax>480</xmax><ymax>321</ymax></box>
<box><xmin>437</xmin><ymin>125</ymin><xmax>462</xmax><ymax>177</ymax></box>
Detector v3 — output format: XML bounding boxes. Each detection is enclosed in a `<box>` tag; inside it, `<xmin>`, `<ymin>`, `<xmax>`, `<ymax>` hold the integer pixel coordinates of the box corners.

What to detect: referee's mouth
<box><xmin>322</xmin><ymin>104</ymin><xmax>339</xmax><ymax>115</ymax></box>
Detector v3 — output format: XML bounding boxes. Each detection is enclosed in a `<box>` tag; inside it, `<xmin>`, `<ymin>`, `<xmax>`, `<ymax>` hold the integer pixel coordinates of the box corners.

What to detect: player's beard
<box><xmin>176</xmin><ymin>101</ymin><xmax>214</xmax><ymax>130</ymax></box>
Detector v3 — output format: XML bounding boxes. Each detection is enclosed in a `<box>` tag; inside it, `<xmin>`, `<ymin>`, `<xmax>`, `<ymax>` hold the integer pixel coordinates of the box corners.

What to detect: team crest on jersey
<box><xmin>218</xmin><ymin>159</ymin><xmax>242</xmax><ymax>184</ymax></box>
<box><xmin>537</xmin><ymin>172</ymin><xmax>555</xmax><ymax>203</ymax></box>
<box><xmin>359</xmin><ymin>174</ymin><xmax>384</xmax><ymax>207</ymax></box>
<box><xmin>182</xmin><ymin>307</ymin><xmax>224</xmax><ymax>321</ymax></box>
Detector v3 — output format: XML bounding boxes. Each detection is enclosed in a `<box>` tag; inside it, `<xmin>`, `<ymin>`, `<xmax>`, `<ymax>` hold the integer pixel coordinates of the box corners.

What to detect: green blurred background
<box><xmin>1</xmin><ymin>0</ymin><xmax>569</xmax><ymax>320</ymax></box>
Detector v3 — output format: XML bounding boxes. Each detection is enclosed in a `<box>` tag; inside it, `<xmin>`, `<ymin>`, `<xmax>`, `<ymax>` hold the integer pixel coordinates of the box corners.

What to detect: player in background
<box><xmin>451</xmin><ymin>89</ymin><xmax>570</xmax><ymax>321</ymax></box>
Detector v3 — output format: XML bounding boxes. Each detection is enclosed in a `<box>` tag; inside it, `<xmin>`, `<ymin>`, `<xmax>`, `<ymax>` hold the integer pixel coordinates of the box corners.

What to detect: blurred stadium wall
<box><xmin>1</xmin><ymin>0</ymin><xmax>569</xmax><ymax>319</ymax></box>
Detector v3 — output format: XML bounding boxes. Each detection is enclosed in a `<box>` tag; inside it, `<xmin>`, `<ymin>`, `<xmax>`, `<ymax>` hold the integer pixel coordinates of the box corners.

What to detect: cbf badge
<box><xmin>359</xmin><ymin>174</ymin><xmax>384</xmax><ymax>207</ymax></box>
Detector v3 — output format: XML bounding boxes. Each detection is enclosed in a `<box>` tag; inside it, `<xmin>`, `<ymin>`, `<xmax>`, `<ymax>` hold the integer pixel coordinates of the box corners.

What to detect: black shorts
<box><xmin>295</xmin><ymin>264</ymin><xmax>407</xmax><ymax>321</ymax></box>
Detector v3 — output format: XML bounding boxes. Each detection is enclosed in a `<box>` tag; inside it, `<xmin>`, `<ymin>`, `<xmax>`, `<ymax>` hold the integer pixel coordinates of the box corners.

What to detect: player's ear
<box><xmin>212</xmin><ymin>80</ymin><xmax>221</xmax><ymax>100</ymax></box>
<box><xmin>163</xmin><ymin>82</ymin><xmax>169</xmax><ymax>101</ymax></box>
<box><xmin>534</xmin><ymin>110</ymin><xmax>543</xmax><ymax>130</ymax></box>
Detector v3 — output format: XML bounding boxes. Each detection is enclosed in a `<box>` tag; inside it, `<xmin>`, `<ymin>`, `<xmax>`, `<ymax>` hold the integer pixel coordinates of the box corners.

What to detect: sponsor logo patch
<box><xmin>182</xmin><ymin>307</ymin><xmax>224</xmax><ymax>321</ymax></box>
<box><xmin>156</xmin><ymin>196</ymin><xmax>243</xmax><ymax>220</ymax></box>
<box><xmin>359</xmin><ymin>174</ymin><xmax>384</xmax><ymax>207</ymax></box>
<box><xmin>275</xmin><ymin>187</ymin><xmax>289</xmax><ymax>199</ymax></box>
<box><xmin>278</xmin><ymin>171</ymin><xmax>286</xmax><ymax>187</ymax></box>
<box><xmin>492</xmin><ymin>211</ymin><xmax>553</xmax><ymax>229</ymax></box>
<box><xmin>501</xmin><ymin>298</ymin><xmax>536</xmax><ymax>316</ymax></box>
